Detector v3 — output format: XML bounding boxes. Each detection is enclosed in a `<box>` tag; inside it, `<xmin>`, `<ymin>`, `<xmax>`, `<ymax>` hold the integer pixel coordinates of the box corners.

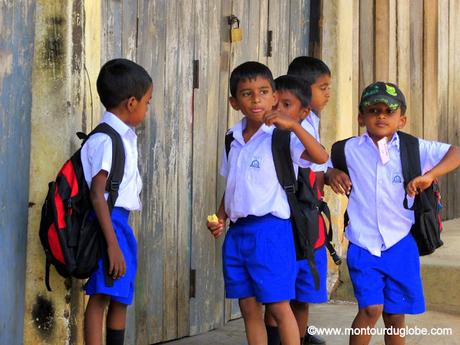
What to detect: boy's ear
<box><xmin>229</xmin><ymin>97</ymin><xmax>240</xmax><ymax>111</ymax></box>
<box><xmin>358</xmin><ymin>112</ymin><xmax>366</xmax><ymax>127</ymax></box>
<box><xmin>398</xmin><ymin>114</ymin><xmax>407</xmax><ymax>129</ymax></box>
<box><xmin>272</xmin><ymin>90</ymin><xmax>279</xmax><ymax>107</ymax></box>
<box><xmin>301</xmin><ymin>106</ymin><xmax>311</xmax><ymax>120</ymax></box>
<box><xmin>126</xmin><ymin>96</ymin><xmax>138</xmax><ymax>112</ymax></box>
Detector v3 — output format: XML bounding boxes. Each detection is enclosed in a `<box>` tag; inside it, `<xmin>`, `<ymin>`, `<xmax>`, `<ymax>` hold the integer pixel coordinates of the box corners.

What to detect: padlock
<box><xmin>228</xmin><ymin>15</ymin><xmax>242</xmax><ymax>43</ymax></box>
<box><xmin>230</xmin><ymin>26</ymin><xmax>242</xmax><ymax>43</ymax></box>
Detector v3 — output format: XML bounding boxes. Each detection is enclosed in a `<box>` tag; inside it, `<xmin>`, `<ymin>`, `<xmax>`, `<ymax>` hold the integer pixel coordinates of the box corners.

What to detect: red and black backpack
<box><xmin>39</xmin><ymin>123</ymin><xmax>125</xmax><ymax>291</ymax></box>
<box><xmin>225</xmin><ymin>129</ymin><xmax>341</xmax><ymax>290</ymax></box>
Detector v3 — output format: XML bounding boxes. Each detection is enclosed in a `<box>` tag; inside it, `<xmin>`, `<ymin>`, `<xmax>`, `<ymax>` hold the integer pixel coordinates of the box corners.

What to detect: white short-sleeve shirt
<box><xmin>81</xmin><ymin>111</ymin><xmax>143</xmax><ymax>211</ymax></box>
<box><xmin>301</xmin><ymin>111</ymin><xmax>332</xmax><ymax>172</ymax></box>
<box><xmin>220</xmin><ymin>118</ymin><xmax>311</xmax><ymax>222</ymax></box>
<box><xmin>344</xmin><ymin>132</ymin><xmax>450</xmax><ymax>256</ymax></box>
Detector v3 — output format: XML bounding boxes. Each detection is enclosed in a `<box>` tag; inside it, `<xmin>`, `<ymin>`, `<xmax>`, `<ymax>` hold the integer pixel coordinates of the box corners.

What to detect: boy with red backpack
<box><xmin>82</xmin><ymin>59</ymin><xmax>152</xmax><ymax>345</ymax></box>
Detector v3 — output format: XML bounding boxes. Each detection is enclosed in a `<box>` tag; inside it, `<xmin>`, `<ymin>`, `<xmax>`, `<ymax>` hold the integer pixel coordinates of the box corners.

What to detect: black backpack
<box><xmin>39</xmin><ymin>123</ymin><xmax>125</xmax><ymax>291</ymax></box>
<box><xmin>225</xmin><ymin>129</ymin><xmax>341</xmax><ymax>289</ymax></box>
<box><xmin>331</xmin><ymin>131</ymin><xmax>443</xmax><ymax>256</ymax></box>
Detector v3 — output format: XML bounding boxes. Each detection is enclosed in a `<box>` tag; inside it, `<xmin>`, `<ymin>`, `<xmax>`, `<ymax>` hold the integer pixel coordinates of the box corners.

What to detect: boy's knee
<box><xmin>266</xmin><ymin>301</ymin><xmax>292</xmax><ymax>322</ymax></box>
<box><xmin>358</xmin><ymin>305</ymin><xmax>383</xmax><ymax>321</ymax></box>
<box><xmin>239</xmin><ymin>297</ymin><xmax>263</xmax><ymax>318</ymax></box>
<box><xmin>382</xmin><ymin>312</ymin><xmax>405</xmax><ymax>326</ymax></box>
<box><xmin>290</xmin><ymin>300</ymin><xmax>309</xmax><ymax>314</ymax></box>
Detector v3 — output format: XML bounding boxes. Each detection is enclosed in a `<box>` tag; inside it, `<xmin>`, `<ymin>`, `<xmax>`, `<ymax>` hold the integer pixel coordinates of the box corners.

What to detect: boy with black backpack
<box><xmin>82</xmin><ymin>59</ymin><xmax>152</xmax><ymax>345</ymax></box>
<box><xmin>207</xmin><ymin>61</ymin><xmax>328</xmax><ymax>345</ymax></box>
<box><xmin>327</xmin><ymin>81</ymin><xmax>460</xmax><ymax>345</ymax></box>
<box><xmin>264</xmin><ymin>75</ymin><xmax>331</xmax><ymax>345</ymax></box>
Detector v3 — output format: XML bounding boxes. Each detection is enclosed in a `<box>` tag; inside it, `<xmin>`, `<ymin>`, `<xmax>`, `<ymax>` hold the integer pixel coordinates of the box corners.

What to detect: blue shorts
<box><xmin>222</xmin><ymin>214</ymin><xmax>296</xmax><ymax>303</ymax></box>
<box><xmin>295</xmin><ymin>246</ymin><xmax>328</xmax><ymax>303</ymax></box>
<box><xmin>347</xmin><ymin>234</ymin><xmax>425</xmax><ymax>314</ymax></box>
<box><xmin>84</xmin><ymin>208</ymin><xmax>137</xmax><ymax>305</ymax></box>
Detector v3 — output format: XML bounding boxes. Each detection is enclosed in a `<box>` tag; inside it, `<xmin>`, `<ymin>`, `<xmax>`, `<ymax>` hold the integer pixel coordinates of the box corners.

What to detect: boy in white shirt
<box><xmin>207</xmin><ymin>61</ymin><xmax>328</xmax><ymax>345</ymax></box>
<box><xmin>327</xmin><ymin>81</ymin><xmax>460</xmax><ymax>345</ymax></box>
<box><xmin>81</xmin><ymin>58</ymin><xmax>152</xmax><ymax>345</ymax></box>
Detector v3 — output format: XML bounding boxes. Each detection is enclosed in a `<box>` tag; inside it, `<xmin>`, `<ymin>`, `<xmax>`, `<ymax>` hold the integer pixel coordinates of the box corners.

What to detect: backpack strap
<box><xmin>83</xmin><ymin>123</ymin><xmax>125</xmax><ymax>287</ymax></box>
<box><xmin>331</xmin><ymin>137</ymin><xmax>353</xmax><ymax>176</ymax></box>
<box><xmin>88</xmin><ymin>123</ymin><xmax>126</xmax><ymax>211</ymax></box>
<box><xmin>320</xmin><ymin>201</ymin><xmax>342</xmax><ymax>265</ymax></box>
<box><xmin>225</xmin><ymin>132</ymin><xmax>235</xmax><ymax>158</ymax></box>
<box><xmin>398</xmin><ymin>131</ymin><xmax>421</xmax><ymax>210</ymax></box>
<box><xmin>330</xmin><ymin>137</ymin><xmax>354</xmax><ymax>227</ymax></box>
<box><xmin>272</xmin><ymin>128</ymin><xmax>320</xmax><ymax>289</ymax></box>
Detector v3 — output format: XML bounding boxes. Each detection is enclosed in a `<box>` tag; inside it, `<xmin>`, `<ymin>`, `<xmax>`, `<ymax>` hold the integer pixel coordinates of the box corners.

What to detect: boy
<box><xmin>327</xmin><ymin>81</ymin><xmax>460</xmax><ymax>345</ymax></box>
<box><xmin>207</xmin><ymin>61</ymin><xmax>328</xmax><ymax>345</ymax></box>
<box><xmin>82</xmin><ymin>58</ymin><xmax>152</xmax><ymax>345</ymax></box>
<box><xmin>286</xmin><ymin>56</ymin><xmax>333</xmax><ymax>345</ymax></box>
<box><xmin>264</xmin><ymin>75</ymin><xmax>329</xmax><ymax>345</ymax></box>
<box><xmin>288</xmin><ymin>56</ymin><xmax>332</xmax><ymax>192</ymax></box>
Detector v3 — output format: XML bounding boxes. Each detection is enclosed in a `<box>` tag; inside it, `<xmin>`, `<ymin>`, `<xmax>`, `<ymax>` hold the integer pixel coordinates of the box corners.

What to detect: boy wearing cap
<box><xmin>327</xmin><ymin>81</ymin><xmax>460</xmax><ymax>345</ymax></box>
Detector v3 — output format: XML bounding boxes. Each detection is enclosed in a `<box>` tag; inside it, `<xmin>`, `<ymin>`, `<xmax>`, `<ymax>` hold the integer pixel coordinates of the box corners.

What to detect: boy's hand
<box><xmin>406</xmin><ymin>173</ymin><xmax>435</xmax><ymax>197</ymax></box>
<box><xmin>207</xmin><ymin>213</ymin><xmax>226</xmax><ymax>238</ymax></box>
<box><xmin>326</xmin><ymin>168</ymin><xmax>352</xmax><ymax>195</ymax></box>
<box><xmin>263</xmin><ymin>109</ymin><xmax>297</xmax><ymax>131</ymax></box>
<box><xmin>107</xmin><ymin>243</ymin><xmax>126</xmax><ymax>279</ymax></box>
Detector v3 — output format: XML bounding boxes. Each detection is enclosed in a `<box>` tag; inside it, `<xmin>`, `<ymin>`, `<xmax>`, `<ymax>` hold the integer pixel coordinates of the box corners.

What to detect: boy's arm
<box><xmin>264</xmin><ymin>110</ymin><xmax>329</xmax><ymax>164</ymax></box>
<box><xmin>207</xmin><ymin>194</ymin><xmax>227</xmax><ymax>238</ymax></box>
<box><xmin>90</xmin><ymin>170</ymin><xmax>126</xmax><ymax>279</ymax></box>
<box><xmin>325</xmin><ymin>167</ymin><xmax>352</xmax><ymax>195</ymax></box>
<box><xmin>407</xmin><ymin>145</ymin><xmax>460</xmax><ymax>197</ymax></box>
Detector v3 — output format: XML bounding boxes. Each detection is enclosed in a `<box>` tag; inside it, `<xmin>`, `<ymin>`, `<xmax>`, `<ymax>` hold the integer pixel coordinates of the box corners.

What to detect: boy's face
<box><xmin>229</xmin><ymin>76</ymin><xmax>277</xmax><ymax>124</ymax></box>
<box><xmin>127</xmin><ymin>85</ymin><xmax>153</xmax><ymax>127</ymax></box>
<box><xmin>277</xmin><ymin>90</ymin><xmax>310</xmax><ymax>122</ymax></box>
<box><xmin>311</xmin><ymin>74</ymin><xmax>331</xmax><ymax>113</ymax></box>
<box><xmin>358</xmin><ymin>102</ymin><xmax>406</xmax><ymax>143</ymax></box>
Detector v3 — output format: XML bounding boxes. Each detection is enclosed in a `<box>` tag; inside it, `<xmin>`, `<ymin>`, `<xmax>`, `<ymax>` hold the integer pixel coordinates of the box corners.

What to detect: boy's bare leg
<box><xmin>349</xmin><ymin>305</ymin><xmax>383</xmax><ymax>345</ymax></box>
<box><xmin>382</xmin><ymin>312</ymin><xmax>405</xmax><ymax>345</ymax></box>
<box><xmin>239</xmin><ymin>297</ymin><xmax>267</xmax><ymax>345</ymax></box>
<box><xmin>267</xmin><ymin>301</ymin><xmax>300</xmax><ymax>345</ymax></box>
<box><xmin>106</xmin><ymin>300</ymin><xmax>128</xmax><ymax>329</ymax></box>
<box><xmin>291</xmin><ymin>300</ymin><xmax>309</xmax><ymax>336</ymax></box>
<box><xmin>84</xmin><ymin>294</ymin><xmax>110</xmax><ymax>345</ymax></box>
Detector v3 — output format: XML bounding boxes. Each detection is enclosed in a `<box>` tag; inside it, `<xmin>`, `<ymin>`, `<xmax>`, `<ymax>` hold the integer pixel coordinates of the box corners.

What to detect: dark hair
<box><xmin>97</xmin><ymin>58</ymin><xmax>152</xmax><ymax>109</ymax></box>
<box><xmin>229</xmin><ymin>61</ymin><xmax>275</xmax><ymax>97</ymax></box>
<box><xmin>287</xmin><ymin>56</ymin><xmax>331</xmax><ymax>85</ymax></box>
<box><xmin>275</xmin><ymin>75</ymin><xmax>312</xmax><ymax>107</ymax></box>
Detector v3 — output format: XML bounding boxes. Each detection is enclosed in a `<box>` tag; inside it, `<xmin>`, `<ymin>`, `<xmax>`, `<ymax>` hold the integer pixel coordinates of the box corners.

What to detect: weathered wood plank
<box><xmin>189</xmin><ymin>0</ymin><xmax>226</xmax><ymax>335</ymax></box>
<box><xmin>423</xmin><ymin>0</ymin><xmax>438</xmax><ymax>141</ymax></box>
<box><xmin>135</xmin><ymin>0</ymin><xmax>167</xmax><ymax>343</ymax></box>
<box><xmin>288</xmin><ymin>0</ymin><xmax>310</xmax><ymax>63</ymax></box>
<box><xmin>267</xmin><ymin>0</ymin><xmax>290</xmax><ymax>77</ymax></box>
<box><xmin>375</xmin><ymin>0</ymin><xmax>389</xmax><ymax>81</ymax></box>
<box><xmin>446</xmin><ymin>0</ymin><xmax>460</xmax><ymax>219</ymax></box>
<box><xmin>409</xmin><ymin>0</ymin><xmax>424</xmax><ymax>137</ymax></box>
<box><xmin>437</xmin><ymin>0</ymin><xmax>450</xmax><ymax>219</ymax></box>
<box><xmin>101</xmin><ymin>0</ymin><xmax>123</xmax><ymax>60</ymax></box>
<box><xmin>396</xmin><ymin>0</ymin><xmax>411</xmax><ymax>128</ymax></box>
<box><xmin>359</xmin><ymin>0</ymin><xmax>374</xmax><ymax>129</ymax></box>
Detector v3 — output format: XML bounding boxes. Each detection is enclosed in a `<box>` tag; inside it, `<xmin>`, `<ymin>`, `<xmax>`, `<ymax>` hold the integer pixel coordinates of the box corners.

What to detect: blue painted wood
<box><xmin>0</xmin><ymin>2</ymin><xmax>36</xmax><ymax>344</ymax></box>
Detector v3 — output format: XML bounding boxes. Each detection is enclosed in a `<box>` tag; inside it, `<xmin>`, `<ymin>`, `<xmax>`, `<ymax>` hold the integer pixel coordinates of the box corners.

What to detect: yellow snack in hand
<box><xmin>207</xmin><ymin>214</ymin><xmax>219</xmax><ymax>223</ymax></box>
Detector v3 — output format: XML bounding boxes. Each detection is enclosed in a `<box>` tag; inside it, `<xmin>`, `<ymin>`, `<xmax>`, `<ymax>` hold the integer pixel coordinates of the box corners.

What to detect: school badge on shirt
<box><xmin>250</xmin><ymin>157</ymin><xmax>261</xmax><ymax>169</ymax></box>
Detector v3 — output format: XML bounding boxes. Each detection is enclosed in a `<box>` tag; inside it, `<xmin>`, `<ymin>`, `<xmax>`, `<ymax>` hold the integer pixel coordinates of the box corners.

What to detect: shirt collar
<box><xmin>358</xmin><ymin>131</ymin><xmax>400</xmax><ymax>150</ymax></box>
<box><xmin>102</xmin><ymin>111</ymin><xmax>135</xmax><ymax>138</ymax></box>
<box><xmin>230</xmin><ymin>117</ymin><xmax>273</xmax><ymax>144</ymax></box>
<box><xmin>306</xmin><ymin>111</ymin><xmax>320</xmax><ymax>127</ymax></box>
